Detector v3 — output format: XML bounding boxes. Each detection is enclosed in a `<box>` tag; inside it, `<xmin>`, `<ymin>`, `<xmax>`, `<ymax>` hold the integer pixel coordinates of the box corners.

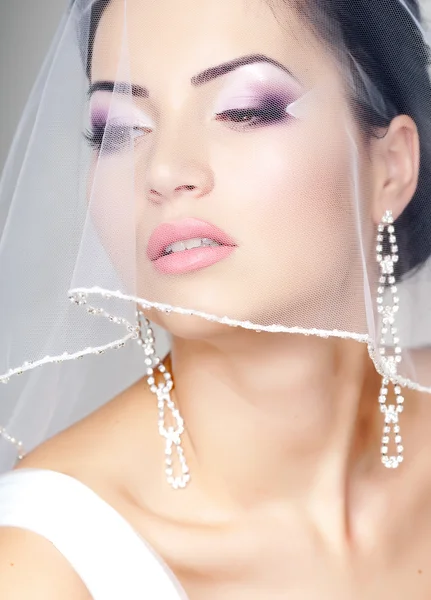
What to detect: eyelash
<box><xmin>83</xmin><ymin>124</ymin><xmax>150</xmax><ymax>152</ymax></box>
<box><xmin>84</xmin><ymin>103</ymin><xmax>289</xmax><ymax>150</ymax></box>
<box><xmin>83</xmin><ymin>126</ymin><xmax>102</xmax><ymax>149</ymax></box>
<box><xmin>215</xmin><ymin>103</ymin><xmax>289</xmax><ymax>128</ymax></box>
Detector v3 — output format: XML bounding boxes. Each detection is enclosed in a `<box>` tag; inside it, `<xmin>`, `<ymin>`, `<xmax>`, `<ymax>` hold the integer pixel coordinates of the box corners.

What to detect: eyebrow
<box><xmin>88</xmin><ymin>53</ymin><xmax>297</xmax><ymax>98</ymax></box>
<box><xmin>191</xmin><ymin>53</ymin><xmax>297</xmax><ymax>85</ymax></box>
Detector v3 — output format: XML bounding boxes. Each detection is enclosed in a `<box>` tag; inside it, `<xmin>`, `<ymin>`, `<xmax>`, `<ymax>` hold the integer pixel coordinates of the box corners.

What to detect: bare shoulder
<box><xmin>0</xmin><ymin>527</ymin><xmax>91</xmax><ymax>599</ymax></box>
<box><xmin>15</xmin><ymin>373</ymin><xmax>158</xmax><ymax>482</ymax></box>
<box><xmin>15</xmin><ymin>354</ymin><xmax>173</xmax><ymax>480</ymax></box>
<box><xmin>0</xmin><ymin>375</ymin><xmax>159</xmax><ymax>599</ymax></box>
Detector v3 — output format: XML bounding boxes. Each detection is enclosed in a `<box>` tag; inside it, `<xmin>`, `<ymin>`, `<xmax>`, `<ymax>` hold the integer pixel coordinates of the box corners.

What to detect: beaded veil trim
<box><xmin>1</xmin><ymin>285</ymin><xmax>430</xmax><ymax>461</ymax></box>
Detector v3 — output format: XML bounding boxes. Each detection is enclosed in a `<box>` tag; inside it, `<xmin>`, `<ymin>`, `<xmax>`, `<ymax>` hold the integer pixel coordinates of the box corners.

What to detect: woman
<box><xmin>0</xmin><ymin>0</ymin><xmax>431</xmax><ymax>597</ymax></box>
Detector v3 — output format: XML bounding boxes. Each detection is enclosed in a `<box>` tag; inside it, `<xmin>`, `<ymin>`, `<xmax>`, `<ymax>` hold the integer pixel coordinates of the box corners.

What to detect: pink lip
<box><xmin>147</xmin><ymin>218</ymin><xmax>237</xmax><ymax>275</ymax></box>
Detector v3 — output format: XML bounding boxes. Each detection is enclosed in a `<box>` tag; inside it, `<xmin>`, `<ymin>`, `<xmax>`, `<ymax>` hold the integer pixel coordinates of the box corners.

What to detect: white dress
<box><xmin>0</xmin><ymin>468</ymin><xmax>189</xmax><ymax>599</ymax></box>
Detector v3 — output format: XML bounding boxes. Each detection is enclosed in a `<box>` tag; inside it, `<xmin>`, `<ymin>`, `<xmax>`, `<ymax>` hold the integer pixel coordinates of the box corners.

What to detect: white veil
<box><xmin>1</xmin><ymin>0</ymin><xmax>431</xmax><ymax>476</ymax></box>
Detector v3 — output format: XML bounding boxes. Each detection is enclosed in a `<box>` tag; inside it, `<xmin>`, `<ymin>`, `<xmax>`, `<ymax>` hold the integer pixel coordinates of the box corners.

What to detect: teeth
<box><xmin>164</xmin><ymin>238</ymin><xmax>221</xmax><ymax>255</ymax></box>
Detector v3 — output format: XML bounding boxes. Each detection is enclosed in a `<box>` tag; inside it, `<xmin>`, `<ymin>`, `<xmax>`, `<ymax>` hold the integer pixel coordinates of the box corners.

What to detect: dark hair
<box><xmin>82</xmin><ymin>0</ymin><xmax>111</xmax><ymax>79</ymax></box>
<box><xmin>82</xmin><ymin>0</ymin><xmax>431</xmax><ymax>279</ymax></box>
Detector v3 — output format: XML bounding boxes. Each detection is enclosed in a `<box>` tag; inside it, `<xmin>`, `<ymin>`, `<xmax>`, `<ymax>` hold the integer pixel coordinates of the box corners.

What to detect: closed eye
<box><xmin>83</xmin><ymin>124</ymin><xmax>150</xmax><ymax>152</ymax></box>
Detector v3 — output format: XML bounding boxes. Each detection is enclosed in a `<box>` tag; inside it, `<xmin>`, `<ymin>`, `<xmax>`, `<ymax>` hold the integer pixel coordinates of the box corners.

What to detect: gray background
<box><xmin>0</xmin><ymin>0</ymin><xmax>68</xmax><ymax>174</ymax></box>
<box><xmin>1</xmin><ymin>0</ymin><xmax>431</xmax><ymax>174</ymax></box>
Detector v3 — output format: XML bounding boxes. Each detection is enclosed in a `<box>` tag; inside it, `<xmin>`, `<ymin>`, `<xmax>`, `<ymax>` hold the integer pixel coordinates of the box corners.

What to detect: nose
<box><xmin>147</xmin><ymin>161</ymin><xmax>214</xmax><ymax>204</ymax></box>
<box><xmin>144</xmin><ymin>125</ymin><xmax>215</xmax><ymax>204</ymax></box>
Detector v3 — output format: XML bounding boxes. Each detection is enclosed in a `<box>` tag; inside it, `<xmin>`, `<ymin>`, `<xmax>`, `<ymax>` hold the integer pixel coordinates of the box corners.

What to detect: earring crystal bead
<box><xmin>136</xmin><ymin>309</ymin><xmax>190</xmax><ymax>489</ymax></box>
<box><xmin>376</xmin><ymin>210</ymin><xmax>404</xmax><ymax>469</ymax></box>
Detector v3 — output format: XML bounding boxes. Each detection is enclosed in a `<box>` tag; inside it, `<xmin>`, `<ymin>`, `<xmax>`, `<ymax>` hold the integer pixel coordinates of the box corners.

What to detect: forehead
<box><xmin>91</xmin><ymin>0</ymin><xmax>338</xmax><ymax>87</ymax></box>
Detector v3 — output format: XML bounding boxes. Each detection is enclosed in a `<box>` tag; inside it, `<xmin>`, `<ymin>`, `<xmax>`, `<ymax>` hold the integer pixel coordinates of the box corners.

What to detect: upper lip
<box><xmin>147</xmin><ymin>217</ymin><xmax>237</xmax><ymax>261</ymax></box>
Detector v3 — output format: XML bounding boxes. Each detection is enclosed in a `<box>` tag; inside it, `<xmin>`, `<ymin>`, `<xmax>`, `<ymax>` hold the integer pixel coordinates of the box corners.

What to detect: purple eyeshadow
<box><xmin>91</xmin><ymin>108</ymin><xmax>108</xmax><ymax>129</ymax></box>
<box><xmin>250</xmin><ymin>80</ymin><xmax>297</xmax><ymax>107</ymax></box>
<box><xmin>259</xmin><ymin>92</ymin><xmax>291</xmax><ymax>110</ymax></box>
<box><xmin>218</xmin><ymin>77</ymin><xmax>298</xmax><ymax>113</ymax></box>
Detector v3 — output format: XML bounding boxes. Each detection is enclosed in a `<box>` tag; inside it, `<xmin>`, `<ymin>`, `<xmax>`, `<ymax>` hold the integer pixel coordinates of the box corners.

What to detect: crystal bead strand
<box><xmin>0</xmin><ymin>427</ymin><xmax>26</xmax><ymax>461</ymax></box>
<box><xmin>376</xmin><ymin>210</ymin><xmax>404</xmax><ymax>469</ymax></box>
<box><xmin>137</xmin><ymin>309</ymin><xmax>190</xmax><ymax>489</ymax></box>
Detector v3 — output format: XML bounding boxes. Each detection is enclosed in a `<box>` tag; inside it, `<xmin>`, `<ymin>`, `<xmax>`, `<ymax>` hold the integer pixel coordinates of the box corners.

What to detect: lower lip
<box><xmin>152</xmin><ymin>245</ymin><xmax>235</xmax><ymax>275</ymax></box>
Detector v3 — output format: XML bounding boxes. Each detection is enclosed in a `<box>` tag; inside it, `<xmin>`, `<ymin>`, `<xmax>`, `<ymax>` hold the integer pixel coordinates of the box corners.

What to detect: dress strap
<box><xmin>0</xmin><ymin>468</ymin><xmax>186</xmax><ymax>600</ymax></box>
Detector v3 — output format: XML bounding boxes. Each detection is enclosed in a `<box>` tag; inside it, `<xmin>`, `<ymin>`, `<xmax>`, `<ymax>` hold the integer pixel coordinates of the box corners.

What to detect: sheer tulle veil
<box><xmin>1</xmin><ymin>0</ymin><xmax>431</xmax><ymax>476</ymax></box>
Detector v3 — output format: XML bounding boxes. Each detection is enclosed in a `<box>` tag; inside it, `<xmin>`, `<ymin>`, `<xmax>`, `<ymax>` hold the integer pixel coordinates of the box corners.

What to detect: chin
<box><xmin>144</xmin><ymin>306</ymin><xmax>235</xmax><ymax>340</ymax></box>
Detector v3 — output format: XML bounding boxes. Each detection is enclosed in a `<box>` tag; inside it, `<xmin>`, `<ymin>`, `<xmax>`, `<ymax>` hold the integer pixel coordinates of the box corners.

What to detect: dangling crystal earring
<box><xmin>376</xmin><ymin>210</ymin><xmax>404</xmax><ymax>469</ymax></box>
<box><xmin>136</xmin><ymin>309</ymin><xmax>190</xmax><ymax>489</ymax></box>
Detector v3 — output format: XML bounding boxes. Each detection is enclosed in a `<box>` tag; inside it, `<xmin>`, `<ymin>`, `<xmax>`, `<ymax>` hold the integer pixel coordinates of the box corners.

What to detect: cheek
<box><xmin>213</xmin><ymin>116</ymin><xmax>355</xmax><ymax>271</ymax></box>
<box><xmin>205</xmin><ymin>104</ymin><xmax>366</xmax><ymax>329</ymax></box>
<box><xmin>86</xmin><ymin>154</ymin><xmax>138</xmax><ymax>291</ymax></box>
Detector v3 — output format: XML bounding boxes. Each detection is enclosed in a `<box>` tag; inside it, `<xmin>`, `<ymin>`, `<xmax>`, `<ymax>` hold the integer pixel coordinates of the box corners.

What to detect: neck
<box><xmin>169</xmin><ymin>331</ymin><xmax>381</xmax><ymax>512</ymax></box>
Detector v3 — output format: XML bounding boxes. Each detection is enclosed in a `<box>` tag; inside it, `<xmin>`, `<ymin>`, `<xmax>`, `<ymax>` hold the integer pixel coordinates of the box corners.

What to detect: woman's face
<box><xmin>89</xmin><ymin>0</ymin><xmax>371</xmax><ymax>335</ymax></box>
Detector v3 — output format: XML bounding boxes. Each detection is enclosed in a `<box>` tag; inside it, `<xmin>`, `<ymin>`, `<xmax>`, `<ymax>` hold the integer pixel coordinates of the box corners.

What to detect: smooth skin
<box><xmin>1</xmin><ymin>0</ymin><xmax>431</xmax><ymax>598</ymax></box>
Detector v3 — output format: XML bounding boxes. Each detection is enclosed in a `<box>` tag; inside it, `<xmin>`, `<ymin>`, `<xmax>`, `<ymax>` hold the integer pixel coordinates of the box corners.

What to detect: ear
<box><xmin>370</xmin><ymin>114</ymin><xmax>420</xmax><ymax>225</ymax></box>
